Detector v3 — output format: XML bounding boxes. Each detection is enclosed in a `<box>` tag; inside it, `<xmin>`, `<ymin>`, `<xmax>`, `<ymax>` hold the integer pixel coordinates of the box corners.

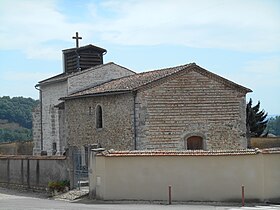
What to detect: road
<box><xmin>0</xmin><ymin>187</ymin><xmax>279</xmax><ymax>210</ymax></box>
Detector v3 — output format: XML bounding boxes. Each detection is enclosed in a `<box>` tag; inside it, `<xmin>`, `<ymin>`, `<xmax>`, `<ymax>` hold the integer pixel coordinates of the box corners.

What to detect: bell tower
<box><xmin>62</xmin><ymin>32</ymin><xmax>107</xmax><ymax>74</ymax></box>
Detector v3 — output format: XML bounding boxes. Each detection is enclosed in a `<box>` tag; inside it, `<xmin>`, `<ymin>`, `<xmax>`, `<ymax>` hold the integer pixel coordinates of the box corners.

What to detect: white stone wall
<box><xmin>67</xmin><ymin>63</ymin><xmax>135</xmax><ymax>94</ymax></box>
<box><xmin>41</xmin><ymin>81</ymin><xmax>67</xmax><ymax>155</ymax></box>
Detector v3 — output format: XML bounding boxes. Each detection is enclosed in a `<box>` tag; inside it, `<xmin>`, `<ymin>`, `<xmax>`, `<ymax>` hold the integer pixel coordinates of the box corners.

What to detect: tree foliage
<box><xmin>0</xmin><ymin>128</ymin><xmax>32</xmax><ymax>142</ymax></box>
<box><xmin>0</xmin><ymin>96</ymin><xmax>38</xmax><ymax>129</ymax></box>
<box><xmin>246</xmin><ymin>98</ymin><xmax>268</xmax><ymax>137</ymax></box>
<box><xmin>266</xmin><ymin>116</ymin><xmax>280</xmax><ymax>136</ymax></box>
<box><xmin>0</xmin><ymin>96</ymin><xmax>38</xmax><ymax>143</ymax></box>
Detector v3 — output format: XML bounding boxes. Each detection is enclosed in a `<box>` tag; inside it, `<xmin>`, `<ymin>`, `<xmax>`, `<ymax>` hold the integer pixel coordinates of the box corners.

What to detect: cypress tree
<box><xmin>246</xmin><ymin>98</ymin><xmax>268</xmax><ymax>138</ymax></box>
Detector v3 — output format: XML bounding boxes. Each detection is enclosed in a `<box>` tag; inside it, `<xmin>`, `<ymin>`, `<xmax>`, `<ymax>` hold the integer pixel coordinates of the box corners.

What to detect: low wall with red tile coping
<box><xmin>90</xmin><ymin>148</ymin><xmax>280</xmax><ymax>202</ymax></box>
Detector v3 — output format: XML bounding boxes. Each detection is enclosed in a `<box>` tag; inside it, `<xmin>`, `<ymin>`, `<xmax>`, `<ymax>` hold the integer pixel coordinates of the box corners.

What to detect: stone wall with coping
<box><xmin>0</xmin><ymin>142</ymin><xmax>33</xmax><ymax>155</ymax></box>
<box><xmin>135</xmin><ymin>70</ymin><xmax>247</xmax><ymax>150</ymax></box>
<box><xmin>251</xmin><ymin>137</ymin><xmax>280</xmax><ymax>148</ymax></box>
<box><xmin>0</xmin><ymin>156</ymin><xmax>69</xmax><ymax>189</ymax></box>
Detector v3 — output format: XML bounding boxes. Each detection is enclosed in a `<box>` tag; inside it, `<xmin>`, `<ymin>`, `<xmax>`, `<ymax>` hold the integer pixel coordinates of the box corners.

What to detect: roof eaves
<box><xmin>37</xmin><ymin>77</ymin><xmax>68</xmax><ymax>87</ymax></box>
<box><xmin>38</xmin><ymin>73</ymin><xmax>66</xmax><ymax>84</ymax></box>
<box><xmin>62</xmin><ymin>90</ymin><xmax>132</xmax><ymax>100</ymax></box>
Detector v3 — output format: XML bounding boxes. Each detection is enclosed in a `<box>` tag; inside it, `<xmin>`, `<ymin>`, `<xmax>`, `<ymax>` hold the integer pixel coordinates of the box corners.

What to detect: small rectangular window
<box><xmin>89</xmin><ymin>106</ymin><xmax>92</xmax><ymax>115</ymax></box>
<box><xmin>52</xmin><ymin>142</ymin><xmax>57</xmax><ymax>155</ymax></box>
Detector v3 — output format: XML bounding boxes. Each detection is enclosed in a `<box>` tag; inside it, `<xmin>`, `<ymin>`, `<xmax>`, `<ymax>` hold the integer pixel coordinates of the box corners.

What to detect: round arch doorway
<box><xmin>186</xmin><ymin>136</ymin><xmax>203</xmax><ymax>150</ymax></box>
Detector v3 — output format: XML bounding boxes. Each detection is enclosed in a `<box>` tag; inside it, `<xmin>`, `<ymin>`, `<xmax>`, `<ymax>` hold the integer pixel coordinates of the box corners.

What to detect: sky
<box><xmin>0</xmin><ymin>0</ymin><xmax>279</xmax><ymax>115</ymax></box>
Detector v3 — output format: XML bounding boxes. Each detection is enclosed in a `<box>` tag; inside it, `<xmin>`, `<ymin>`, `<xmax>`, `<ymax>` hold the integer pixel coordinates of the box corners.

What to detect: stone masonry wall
<box><xmin>34</xmin><ymin>63</ymin><xmax>135</xmax><ymax>156</ymax></box>
<box><xmin>32</xmin><ymin>104</ymin><xmax>41</xmax><ymax>155</ymax></box>
<box><xmin>135</xmin><ymin>70</ymin><xmax>247</xmax><ymax>150</ymax></box>
<box><xmin>0</xmin><ymin>156</ymin><xmax>68</xmax><ymax>189</ymax></box>
<box><xmin>58</xmin><ymin>109</ymin><xmax>66</xmax><ymax>154</ymax></box>
<box><xmin>67</xmin><ymin>63</ymin><xmax>135</xmax><ymax>94</ymax></box>
<box><xmin>65</xmin><ymin>93</ymin><xmax>134</xmax><ymax>150</ymax></box>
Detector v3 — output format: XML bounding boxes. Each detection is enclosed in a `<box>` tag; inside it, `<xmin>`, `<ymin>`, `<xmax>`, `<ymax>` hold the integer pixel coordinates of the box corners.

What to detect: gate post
<box><xmin>68</xmin><ymin>146</ymin><xmax>76</xmax><ymax>189</ymax></box>
<box><xmin>88</xmin><ymin>147</ymin><xmax>96</xmax><ymax>198</ymax></box>
<box><xmin>89</xmin><ymin>146</ymin><xmax>105</xmax><ymax>199</ymax></box>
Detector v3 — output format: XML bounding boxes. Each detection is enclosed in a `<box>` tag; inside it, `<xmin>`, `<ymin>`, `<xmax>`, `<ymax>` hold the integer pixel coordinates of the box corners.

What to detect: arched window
<box><xmin>186</xmin><ymin>136</ymin><xmax>203</xmax><ymax>150</ymax></box>
<box><xmin>96</xmin><ymin>105</ymin><xmax>103</xmax><ymax>129</ymax></box>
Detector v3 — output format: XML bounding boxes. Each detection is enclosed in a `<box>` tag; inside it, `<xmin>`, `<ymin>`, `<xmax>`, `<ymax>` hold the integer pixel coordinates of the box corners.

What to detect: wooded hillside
<box><xmin>0</xmin><ymin>96</ymin><xmax>38</xmax><ymax>143</ymax></box>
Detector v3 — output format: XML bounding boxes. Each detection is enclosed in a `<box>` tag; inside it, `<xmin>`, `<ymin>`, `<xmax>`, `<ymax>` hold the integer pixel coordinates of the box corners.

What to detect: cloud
<box><xmin>0</xmin><ymin>0</ymin><xmax>279</xmax><ymax>61</ymax></box>
<box><xmin>0</xmin><ymin>0</ymin><xmax>90</xmax><ymax>59</ymax></box>
<box><xmin>2</xmin><ymin>71</ymin><xmax>58</xmax><ymax>82</ymax></box>
<box><xmin>93</xmin><ymin>0</ymin><xmax>280</xmax><ymax>52</ymax></box>
<box><xmin>242</xmin><ymin>56</ymin><xmax>280</xmax><ymax>74</ymax></box>
<box><xmin>226</xmin><ymin>55</ymin><xmax>280</xmax><ymax>90</ymax></box>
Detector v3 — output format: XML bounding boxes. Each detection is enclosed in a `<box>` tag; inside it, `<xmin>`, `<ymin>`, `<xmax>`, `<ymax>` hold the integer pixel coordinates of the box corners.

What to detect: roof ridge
<box><xmin>102</xmin><ymin>62</ymin><xmax>195</xmax><ymax>83</ymax></box>
<box><xmin>65</xmin><ymin>62</ymin><xmax>252</xmax><ymax>99</ymax></box>
<box><xmin>137</xmin><ymin>62</ymin><xmax>195</xmax><ymax>76</ymax></box>
<box><xmin>65</xmin><ymin>62</ymin><xmax>197</xmax><ymax>98</ymax></box>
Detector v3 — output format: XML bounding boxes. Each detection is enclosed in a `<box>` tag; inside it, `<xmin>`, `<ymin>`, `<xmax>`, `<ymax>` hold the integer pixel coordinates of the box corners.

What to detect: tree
<box><xmin>0</xmin><ymin>96</ymin><xmax>38</xmax><ymax>143</ymax></box>
<box><xmin>0</xmin><ymin>96</ymin><xmax>38</xmax><ymax>129</ymax></box>
<box><xmin>266</xmin><ymin>116</ymin><xmax>280</xmax><ymax>136</ymax></box>
<box><xmin>246</xmin><ymin>98</ymin><xmax>268</xmax><ymax>141</ymax></box>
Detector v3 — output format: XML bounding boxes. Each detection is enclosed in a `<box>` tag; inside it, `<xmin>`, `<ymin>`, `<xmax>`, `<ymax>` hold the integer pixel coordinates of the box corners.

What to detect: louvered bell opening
<box><xmin>63</xmin><ymin>48</ymin><xmax>104</xmax><ymax>74</ymax></box>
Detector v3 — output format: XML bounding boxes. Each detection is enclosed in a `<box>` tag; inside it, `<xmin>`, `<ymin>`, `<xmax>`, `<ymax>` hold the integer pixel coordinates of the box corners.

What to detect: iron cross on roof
<box><xmin>72</xmin><ymin>32</ymin><xmax>82</xmax><ymax>48</ymax></box>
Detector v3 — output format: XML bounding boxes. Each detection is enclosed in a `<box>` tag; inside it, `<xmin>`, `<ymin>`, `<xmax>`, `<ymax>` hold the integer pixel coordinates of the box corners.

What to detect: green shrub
<box><xmin>48</xmin><ymin>180</ymin><xmax>70</xmax><ymax>192</ymax></box>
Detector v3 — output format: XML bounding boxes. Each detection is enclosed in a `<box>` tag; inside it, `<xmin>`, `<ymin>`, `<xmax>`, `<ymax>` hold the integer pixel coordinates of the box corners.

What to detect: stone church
<box><xmin>33</xmin><ymin>42</ymin><xmax>252</xmax><ymax>155</ymax></box>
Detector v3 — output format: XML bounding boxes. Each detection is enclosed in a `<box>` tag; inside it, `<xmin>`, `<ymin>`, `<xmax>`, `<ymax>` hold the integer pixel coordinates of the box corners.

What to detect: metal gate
<box><xmin>72</xmin><ymin>146</ymin><xmax>89</xmax><ymax>189</ymax></box>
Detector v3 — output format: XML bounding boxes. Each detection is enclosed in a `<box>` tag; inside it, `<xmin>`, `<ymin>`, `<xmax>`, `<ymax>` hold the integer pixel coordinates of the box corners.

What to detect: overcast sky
<box><xmin>0</xmin><ymin>0</ymin><xmax>279</xmax><ymax>115</ymax></box>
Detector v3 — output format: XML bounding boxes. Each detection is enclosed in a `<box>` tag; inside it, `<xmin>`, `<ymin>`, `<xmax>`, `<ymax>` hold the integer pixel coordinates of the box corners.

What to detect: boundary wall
<box><xmin>0</xmin><ymin>155</ymin><xmax>69</xmax><ymax>189</ymax></box>
<box><xmin>89</xmin><ymin>149</ymin><xmax>280</xmax><ymax>202</ymax></box>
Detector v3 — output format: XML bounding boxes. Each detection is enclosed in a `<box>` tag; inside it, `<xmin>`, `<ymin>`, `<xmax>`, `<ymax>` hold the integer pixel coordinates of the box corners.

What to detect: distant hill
<box><xmin>0</xmin><ymin>96</ymin><xmax>39</xmax><ymax>143</ymax></box>
<box><xmin>268</xmin><ymin>114</ymin><xmax>279</xmax><ymax>119</ymax></box>
<box><xmin>266</xmin><ymin>115</ymin><xmax>280</xmax><ymax>136</ymax></box>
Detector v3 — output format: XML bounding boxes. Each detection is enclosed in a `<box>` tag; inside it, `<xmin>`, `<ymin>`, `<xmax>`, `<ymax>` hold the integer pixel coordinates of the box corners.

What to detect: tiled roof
<box><xmin>67</xmin><ymin>63</ymin><xmax>195</xmax><ymax>98</ymax></box>
<box><xmin>96</xmin><ymin>149</ymin><xmax>260</xmax><ymax>157</ymax></box>
<box><xmin>37</xmin><ymin>73</ymin><xmax>68</xmax><ymax>86</ymax></box>
<box><xmin>37</xmin><ymin>62</ymin><xmax>133</xmax><ymax>86</ymax></box>
<box><xmin>66</xmin><ymin>62</ymin><xmax>252</xmax><ymax>99</ymax></box>
<box><xmin>261</xmin><ymin>148</ymin><xmax>280</xmax><ymax>154</ymax></box>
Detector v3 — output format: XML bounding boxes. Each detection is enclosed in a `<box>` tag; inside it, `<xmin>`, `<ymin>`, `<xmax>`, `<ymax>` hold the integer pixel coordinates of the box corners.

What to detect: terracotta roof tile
<box><xmin>260</xmin><ymin>147</ymin><xmax>280</xmax><ymax>154</ymax></box>
<box><xmin>95</xmin><ymin>149</ymin><xmax>260</xmax><ymax>157</ymax></box>
<box><xmin>66</xmin><ymin>62</ymin><xmax>251</xmax><ymax>99</ymax></box>
<box><xmin>67</xmin><ymin>63</ymin><xmax>195</xmax><ymax>98</ymax></box>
